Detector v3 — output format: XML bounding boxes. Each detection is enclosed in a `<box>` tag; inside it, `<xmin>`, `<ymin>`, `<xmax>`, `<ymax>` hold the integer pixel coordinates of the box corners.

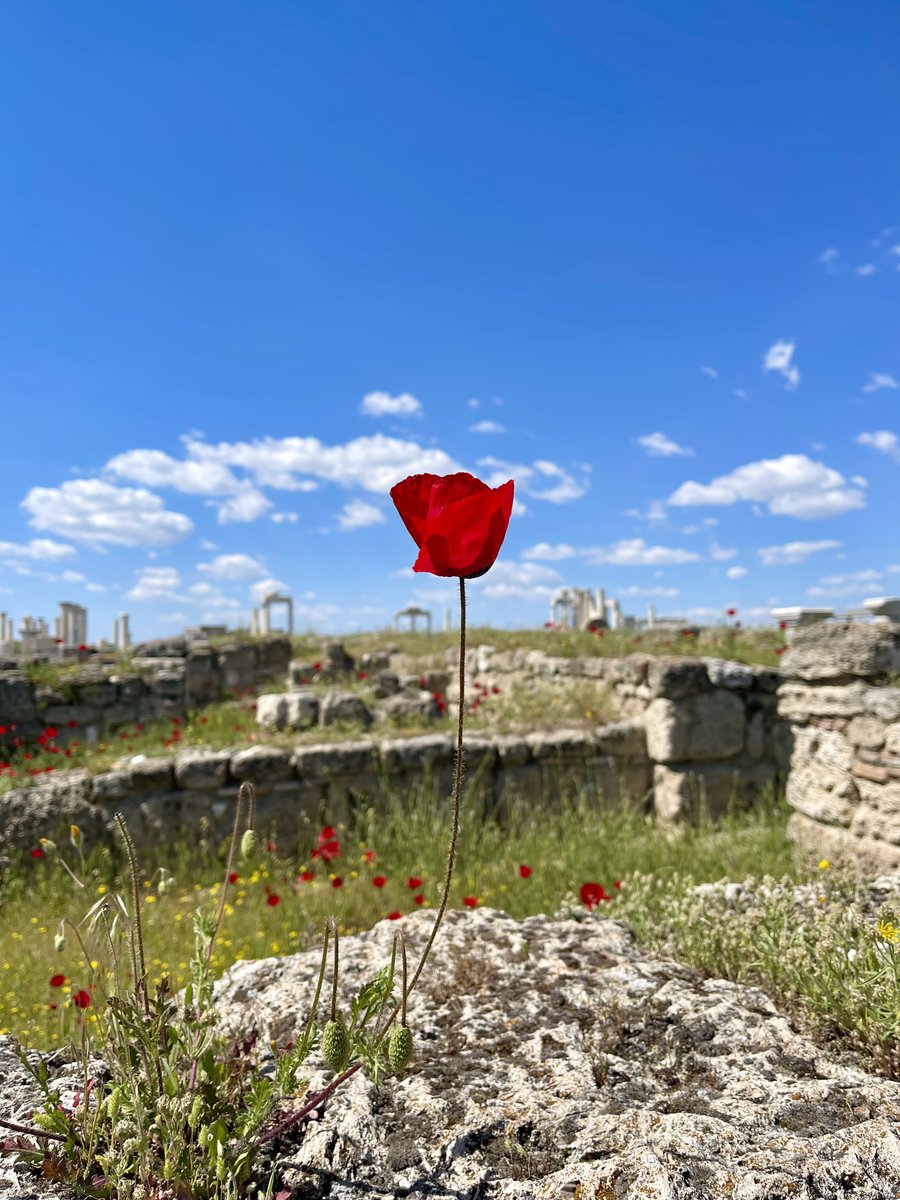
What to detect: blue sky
<box><xmin>2</xmin><ymin>0</ymin><xmax>899</xmax><ymax>641</ymax></box>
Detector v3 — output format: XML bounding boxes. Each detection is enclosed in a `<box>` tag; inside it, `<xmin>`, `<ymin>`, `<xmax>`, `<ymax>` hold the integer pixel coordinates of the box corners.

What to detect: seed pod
<box><xmin>189</xmin><ymin>1095</ymin><xmax>204</xmax><ymax>1130</ymax></box>
<box><xmin>53</xmin><ymin>930</ymin><xmax>66</xmax><ymax>953</ymax></box>
<box><xmin>106</xmin><ymin>1086</ymin><xmax>121</xmax><ymax>1120</ymax></box>
<box><xmin>321</xmin><ymin>1018</ymin><xmax>351</xmax><ymax>1073</ymax></box>
<box><xmin>240</xmin><ymin>829</ymin><xmax>259</xmax><ymax>862</ymax></box>
<box><xmin>39</xmin><ymin>838</ymin><xmax>57</xmax><ymax>856</ymax></box>
<box><xmin>388</xmin><ymin>1024</ymin><xmax>413</xmax><ymax>1072</ymax></box>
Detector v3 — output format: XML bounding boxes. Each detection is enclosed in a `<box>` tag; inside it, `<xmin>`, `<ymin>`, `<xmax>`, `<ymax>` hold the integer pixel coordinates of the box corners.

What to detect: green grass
<box><xmin>1</xmin><ymin>781</ymin><xmax>897</xmax><ymax>1080</ymax></box>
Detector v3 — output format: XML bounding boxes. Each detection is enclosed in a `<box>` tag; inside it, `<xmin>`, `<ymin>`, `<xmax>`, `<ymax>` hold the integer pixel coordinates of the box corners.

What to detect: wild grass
<box><xmin>1</xmin><ymin>780</ymin><xmax>897</xmax><ymax>1080</ymax></box>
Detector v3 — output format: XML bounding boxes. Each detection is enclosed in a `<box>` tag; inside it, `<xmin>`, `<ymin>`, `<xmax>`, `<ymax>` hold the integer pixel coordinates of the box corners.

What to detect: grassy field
<box><xmin>1</xmin><ymin>780</ymin><xmax>898</xmax><ymax>1080</ymax></box>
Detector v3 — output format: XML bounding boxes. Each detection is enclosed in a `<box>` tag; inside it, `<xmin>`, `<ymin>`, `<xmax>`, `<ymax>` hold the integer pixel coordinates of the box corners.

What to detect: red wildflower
<box><xmin>407</xmin><ymin>876</ymin><xmax>423</xmax><ymax>889</ymax></box>
<box><xmin>358</xmin><ymin>671</ymin><xmax>368</xmax><ymax>680</ymax></box>
<box><xmin>387</xmin><ymin>911</ymin><xmax>402</xmax><ymax>920</ymax></box>
<box><xmin>414</xmin><ymin>893</ymin><xmax>424</xmax><ymax>905</ymax></box>
<box><xmin>362</xmin><ymin>850</ymin><xmax>375</xmax><ymax>863</ymax></box>
<box><xmin>313</xmin><ymin>662</ymin><xmax>322</xmax><ymax>672</ymax></box>
<box><xmin>44</xmin><ymin>726</ymin><xmax>58</xmax><ymax>739</ymax></box>
<box><xmin>518</xmin><ymin>865</ymin><xmax>532</xmax><ymax>879</ymax></box>
<box><xmin>228</xmin><ymin>871</ymin><xmax>239</xmax><ymax>884</ymax></box>
<box><xmin>72</xmin><ymin>990</ymin><xmax>91</xmax><ymax>1009</ymax></box>
<box><xmin>390</xmin><ymin>472</ymin><xmax>515</xmax><ymax>578</ymax></box>
<box><xmin>613</xmin><ymin>880</ymin><xmax>622</xmax><ymax>889</ymax></box>
<box><xmin>77</xmin><ymin>644</ymin><xmax>88</xmax><ymax>653</ymax></box>
<box><xmin>319</xmin><ymin>826</ymin><xmax>335</xmax><ymax>840</ymax></box>
<box><xmin>67</xmin><ymin>720</ymin><xmax>78</xmax><ymax>728</ymax></box>
<box><xmin>726</xmin><ymin>608</ymin><xmax>737</xmax><ymax>617</ymax></box>
<box><xmin>775</xmin><ymin>646</ymin><xmax>786</xmax><ymax>656</ymax></box>
<box><xmin>778</xmin><ymin>620</ymin><xmax>787</xmax><ymax>631</ymax></box>
<box><xmin>299</xmin><ymin>870</ymin><xmax>315</xmax><ymax>883</ymax></box>
<box><xmin>266</xmin><ymin>894</ymin><xmax>281</xmax><ymax>907</ymax></box>
<box><xmin>266</xmin><ymin>841</ymin><xmax>277</xmax><ymax>853</ymax></box>
<box><xmin>373</xmin><ymin>875</ymin><xmax>387</xmax><ymax>888</ymax></box>
<box><xmin>31</xmin><ymin>847</ymin><xmax>44</xmax><ymax>859</ymax></box>
<box><xmin>49</xmin><ymin>974</ymin><xmax>66</xmax><ymax>988</ymax></box>
<box><xmin>580</xmin><ymin>882</ymin><xmax>609</xmax><ymax>910</ymax></box>
<box><xmin>463</xmin><ymin>896</ymin><xmax>478</xmax><ymax>908</ymax></box>
<box><xmin>331</xmin><ymin>876</ymin><xmax>343</xmax><ymax>888</ymax></box>
<box><xmin>0</xmin><ymin>726</ymin><xmax>6</xmax><ymax>735</ymax></box>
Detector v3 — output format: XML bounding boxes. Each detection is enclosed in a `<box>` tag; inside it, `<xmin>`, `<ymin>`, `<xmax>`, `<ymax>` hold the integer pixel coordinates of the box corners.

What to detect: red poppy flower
<box><xmin>31</xmin><ymin>847</ymin><xmax>44</xmax><ymax>859</ymax></box>
<box><xmin>518</xmin><ymin>865</ymin><xmax>532</xmax><ymax>879</ymax></box>
<box><xmin>67</xmin><ymin>720</ymin><xmax>78</xmax><ymax>728</ymax></box>
<box><xmin>463</xmin><ymin>895</ymin><xmax>479</xmax><ymax>908</ymax></box>
<box><xmin>407</xmin><ymin>876</ymin><xmax>423</xmax><ymax>889</ymax></box>
<box><xmin>580</xmin><ymin>882</ymin><xmax>609</xmax><ymax>910</ymax></box>
<box><xmin>319</xmin><ymin>827</ymin><xmax>335</xmax><ymax>840</ymax></box>
<box><xmin>387</xmin><ymin>911</ymin><xmax>402</xmax><ymax>920</ymax></box>
<box><xmin>49</xmin><ymin>974</ymin><xmax>66</xmax><ymax>988</ymax></box>
<box><xmin>726</xmin><ymin>608</ymin><xmax>737</xmax><ymax>617</ymax></box>
<box><xmin>775</xmin><ymin>646</ymin><xmax>786</xmax><ymax>656</ymax></box>
<box><xmin>331</xmin><ymin>876</ymin><xmax>343</xmax><ymax>888</ymax></box>
<box><xmin>44</xmin><ymin>727</ymin><xmax>58</xmax><ymax>739</ymax></box>
<box><xmin>266</xmin><ymin>841</ymin><xmax>277</xmax><ymax>853</ymax></box>
<box><xmin>613</xmin><ymin>880</ymin><xmax>622</xmax><ymax>890</ymax></box>
<box><xmin>373</xmin><ymin>875</ymin><xmax>387</xmax><ymax>888</ymax></box>
<box><xmin>362</xmin><ymin>850</ymin><xmax>375</xmax><ymax>863</ymax></box>
<box><xmin>358</xmin><ymin>671</ymin><xmax>368</xmax><ymax>680</ymax></box>
<box><xmin>298</xmin><ymin>870</ymin><xmax>315</xmax><ymax>883</ymax></box>
<box><xmin>390</xmin><ymin>472</ymin><xmax>515</xmax><ymax>578</ymax></box>
<box><xmin>266</xmin><ymin>893</ymin><xmax>281</xmax><ymax>907</ymax></box>
<box><xmin>0</xmin><ymin>726</ymin><xmax>6</xmax><ymax>735</ymax></box>
<box><xmin>313</xmin><ymin>662</ymin><xmax>322</xmax><ymax>672</ymax></box>
<box><xmin>413</xmin><ymin>893</ymin><xmax>424</xmax><ymax>906</ymax></box>
<box><xmin>72</xmin><ymin>990</ymin><xmax>91</xmax><ymax>1009</ymax></box>
<box><xmin>228</xmin><ymin>871</ymin><xmax>239</xmax><ymax>884</ymax></box>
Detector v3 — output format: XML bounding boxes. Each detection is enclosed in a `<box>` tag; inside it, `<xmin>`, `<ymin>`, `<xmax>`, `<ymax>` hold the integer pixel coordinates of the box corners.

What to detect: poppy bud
<box><xmin>388</xmin><ymin>1024</ymin><xmax>413</xmax><ymax>1072</ymax></box>
<box><xmin>321</xmin><ymin>1018</ymin><xmax>351</xmax><ymax>1073</ymax></box>
<box><xmin>39</xmin><ymin>837</ymin><xmax>57</xmax><ymax>855</ymax></box>
<box><xmin>240</xmin><ymin>829</ymin><xmax>259</xmax><ymax>861</ymax></box>
<box><xmin>158</xmin><ymin>871</ymin><xmax>175</xmax><ymax>896</ymax></box>
<box><xmin>53</xmin><ymin>930</ymin><xmax>66</xmax><ymax>953</ymax></box>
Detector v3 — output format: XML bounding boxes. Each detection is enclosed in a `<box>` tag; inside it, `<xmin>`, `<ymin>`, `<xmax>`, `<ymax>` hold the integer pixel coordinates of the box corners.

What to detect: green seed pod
<box><xmin>321</xmin><ymin>1018</ymin><xmax>351</xmax><ymax>1073</ymax></box>
<box><xmin>388</xmin><ymin>1024</ymin><xmax>413</xmax><ymax>1072</ymax></box>
<box><xmin>106</xmin><ymin>1085</ymin><xmax>121</xmax><ymax>1121</ymax></box>
<box><xmin>189</xmin><ymin>1095</ymin><xmax>204</xmax><ymax>1130</ymax></box>
<box><xmin>240</xmin><ymin>829</ymin><xmax>259</xmax><ymax>862</ymax></box>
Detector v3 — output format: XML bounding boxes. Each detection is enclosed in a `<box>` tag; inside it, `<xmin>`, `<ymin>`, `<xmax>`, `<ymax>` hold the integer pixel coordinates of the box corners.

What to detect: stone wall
<box><xmin>0</xmin><ymin>637</ymin><xmax>292</xmax><ymax>745</ymax></box>
<box><xmin>457</xmin><ymin>645</ymin><xmax>787</xmax><ymax>822</ymax></box>
<box><xmin>0</xmin><ymin>722</ymin><xmax>651</xmax><ymax>857</ymax></box>
<box><xmin>778</xmin><ymin>621</ymin><xmax>900</xmax><ymax>872</ymax></box>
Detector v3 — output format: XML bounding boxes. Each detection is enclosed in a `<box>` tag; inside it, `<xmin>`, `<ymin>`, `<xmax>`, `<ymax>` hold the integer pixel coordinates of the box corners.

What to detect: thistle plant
<box><xmin>0</xmin><ymin>470</ymin><xmax>514</xmax><ymax>1199</ymax></box>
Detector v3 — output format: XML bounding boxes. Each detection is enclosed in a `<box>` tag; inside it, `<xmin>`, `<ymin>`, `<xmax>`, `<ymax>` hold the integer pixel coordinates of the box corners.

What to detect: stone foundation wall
<box><xmin>778</xmin><ymin>622</ymin><xmax>900</xmax><ymax>872</ymax></box>
<box><xmin>0</xmin><ymin>637</ymin><xmax>292</xmax><ymax>744</ymax></box>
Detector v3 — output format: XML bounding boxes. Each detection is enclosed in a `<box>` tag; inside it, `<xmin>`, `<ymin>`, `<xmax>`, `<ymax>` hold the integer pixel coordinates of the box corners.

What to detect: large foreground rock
<box><xmin>3</xmin><ymin>907</ymin><xmax>900</xmax><ymax>1198</ymax></box>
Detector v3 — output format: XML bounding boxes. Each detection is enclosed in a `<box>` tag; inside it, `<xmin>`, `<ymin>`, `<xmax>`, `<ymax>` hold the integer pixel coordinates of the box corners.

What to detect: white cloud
<box><xmin>667</xmin><ymin>454</ymin><xmax>865</xmax><ymax>519</ymax></box>
<box><xmin>189</xmin><ymin>582</ymin><xmax>215</xmax><ymax>596</ymax></box>
<box><xmin>61</xmin><ymin>570</ymin><xmax>85</xmax><ymax>583</ymax></box>
<box><xmin>763</xmin><ymin>340</ymin><xmax>800</xmax><ymax>390</ymax></box>
<box><xmin>710</xmin><ymin>544</ymin><xmax>738</xmax><ymax>562</ymax></box>
<box><xmin>128</xmin><ymin>567</ymin><xmax>183</xmax><ymax>601</ymax></box>
<box><xmin>861</xmin><ymin>373</ymin><xmax>899</xmax><ymax>394</ymax></box>
<box><xmin>359</xmin><ymin>391</ymin><xmax>422</xmax><ymax>418</ymax></box>
<box><xmin>757</xmin><ymin>540</ymin><xmax>841</xmax><ymax>566</ymax></box>
<box><xmin>467</xmin><ymin>398</ymin><xmax>480</xmax><ymax>409</ymax></box>
<box><xmin>819</xmin><ymin>247</ymin><xmax>840</xmax><ymax>268</ymax></box>
<box><xmin>521</xmin><ymin>543</ymin><xmax>580</xmax><ymax>561</ymax></box>
<box><xmin>857</xmin><ymin>430</ymin><xmax>900</xmax><ymax>463</ymax></box>
<box><xmin>250</xmin><ymin>577</ymin><xmax>289</xmax><ymax>604</ymax></box>
<box><xmin>22</xmin><ymin>480</ymin><xmax>193</xmax><ymax>547</ymax></box>
<box><xmin>271</xmin><ymin>512</ymin><xmax>299</xmax><ymax>524</ymax></box>
<box><xmin>734</xmin><ymin>388</ymin><xmax>748</xmax><ymax>400</ymax></box>
<box><xmin>856</xmin><ymin>264</ymin><xmax>877</xmax><ymax>277</ymax></box>
<box><xmin>0</xmin><ymin>538</ymin><xmax>76</xmax><ymax>561</ymax></box>
<box><xmin>198</xmin><ymin>553</ymin><xmax>266</xmax><ymax>580</ymax></box>
<box><xmin>185</xmin><ymin>433</ymin><xmax>458</xmax><ymax>494</ymax></box>
<box><xmin>470</xmin><ymin>420</ymin><xmax>506</xmax><ymax>434</ymax></box>
<box><xmin>471</xmin><ymin>561</ymin><xmax>563</xmax><ymax>602</ymax></box>
<box><xmin>585</xmin><ymin>539</ymin><xmax>701</xmax><ymax>567</ymax></box>
<box><xmin>726</xmin><ymin>566</ymin><xmax>747</xmax><ymax>579</ymax></box>
<box><xmin>700</xmin><ymin>366</ymin><xmax>719</xmax><ymax>379</ymax></box>
<box><xmin>337</xmin><ymin>499</ymin><xmax>386</xmax><ymax>530</ymax></box>
<box><xmin>637</xmin><ymin>432</ymin><xmax>694</xmax><ymax>458</ymax></box>
<box><xmin>85</xmin><ymin>582</ymin><xmax>107</xmax><ymax>593</ymax></box>
<box><xmin>807</xmin><ymin>569</ymin><xmax>883</xmax><ymax>598</ymax></box>
<box><xmin>106</xmin><ymin>448</ymin><xmax>240</xmax><ymax>495</ymax></box>
<box><xmin>214</xmin><ymin>485</ymin><xmax>272</xmax><ymax>524</ymax></box>
<box><xmin>619</xmin><ymin>584</ymin><xmax>680</xmax><ymax>597</ymax></box>
<box><xmin>478</xmin><ymin>456</ymin><xmax>586</xmax><ymax>504</ymax></box>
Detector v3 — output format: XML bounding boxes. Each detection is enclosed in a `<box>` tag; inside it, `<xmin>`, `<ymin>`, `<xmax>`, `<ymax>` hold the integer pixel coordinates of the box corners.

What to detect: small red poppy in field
<box><xmin>228</xmin><ymin>871</ymin><xmax>240</xmax><ymax>884</ymax></box>
<box><xmin>358</xmin><ymin>671</ymin><xmax>368</xmax><ymax>680</ymax></box>
<box><xmin>390</xmin><ymin>472</ymin><xmax>515</xmax><ymax>578</ymax></box>
<box><xmin>463</xmin><ymin>895</ymin><xmax>479</xmax><ymax>908</ymax></box>
<box><xmin>67</xmin><ymin>720</ymin><xmax>78</xmax><ymax>728</ymax></box>
<box><xmin>313</xmin><ymin>662</ymin><xmax>322</xmax><ymax>672</ymax></box>
<box><xmin>413</xmin><ymin>893</ymin><xmax>424</xmax><ymax>905</ymax></box>
<box><xmin>266</xmin><ymin>893</ymin><xmax>281</xmax><ymax>907</ymax></box>
<box><xmin>319</xmin><ymin>826</ymin><xmax>335</xmax><ymax>840</ymax></box>
<box><xmin>580</xmin><ymin>882</ymin><xmax>609</xmax><ymax>910</ymax></box>
<box><xmin>49</xmin><ymin>974</ymin><xmax>66</xmax><ymax>988</ymax></box>
<box><xmin>299</xmin><ymin>870</ymin><xmax>315</xmax><ymax>883</ymax></box>
<box><xmin>362</xmin><ymin>850</ymin><xmax>375</xmax><ymax>863</ymax></box>
<box><xmin>775</xmin><ymin>646</ymin><xmax>786</xmax><ymax>656</ymax></box>
<box><xmin>387</xmin><ymin>911</ymin><xmax>402</xmax><ymax>920</ymax></box>
<box><xmin>331</xmin><ymin>876</ymin><xmax>343</xmax><ymax>888</ymax></box>
<box><xmin>518</xmin><ymin>865</ymin><xmax>532</xmax><ymax>879</ymax></box>
<box><xmin>372</xmin><ymin>875</ymin><xmax>387</xmax><ymax>888</ymax></box>
<box><xmin>72</xmin><ymin>990</ymin><xmax>91</xmax><ymax>1009</ymax></box>
<box><xmin>778</xmin><ymin>620</ymin><xmax>787</xmax><ymax>631</ymax></box>
<box><xmin>726</xmin><ymin>608</ymin><xmax>737</xmax><ymax>617</ymax></box>
<box><xmin>407</xmin><ymin>876</ymin><xmax>423</xmax><ymax>889</ymax></box>
<box><xmin>613</xmin><ymin>880</ymin><xmax>622</xmax><ymax>890</ymax></box>
<box><xmin>31</xmin><ymin>847</ymin><xmax>43</xmax><ymax>858</ymax></box>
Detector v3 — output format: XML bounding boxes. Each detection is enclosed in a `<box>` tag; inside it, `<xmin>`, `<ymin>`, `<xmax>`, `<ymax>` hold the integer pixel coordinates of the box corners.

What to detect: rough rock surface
<box><xmin>3</xmin><ymin>906</ymin><xmax>900</xmax><ymax>1197</ymax></box>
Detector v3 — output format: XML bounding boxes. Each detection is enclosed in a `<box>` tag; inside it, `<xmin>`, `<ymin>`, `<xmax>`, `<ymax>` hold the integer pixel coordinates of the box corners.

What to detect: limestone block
<box><xmin>786</xmin><ymin>761</ymin><xmax>858</xmax><ymax>827</ymax></box>
<box><xmin>38</xmin><ymin>704</ymin><xmax>98</xmax><ymax>729</ymax></box>
<box><xmin>745</xmin><ymin>710</ymin><xmax>765</xmax><ymax>759</ymax></box>
<box><xmin>255</xmin><ymin>693</ymin><xmax>287</xmax><ymax>730</ymax></box>
<box><xmin>0</xmin><ymin>771</ymin><xmax>109</xmax><ymax>855</ymax></box>
<box><xmin>284</xmin><ymin>692</ymin><xmax>319</xmax><ymax>730</ymax></box>
<box><xmin>580</xmin><ymin>657</ymin><xmax>609</xmax><ymax>678</ymax></box>
<box><xmin>886</xmin><ymin>722</ymin><xmax>900</xmax><ymax>756</ymax></box>
<box><xmin>491</xmin><ymin>733</ymin><xmax>531</xmax><ymax>766</ymax></box>
<box><xmin>853</xmin><ymin>760</ymin><xmax>890</xmax><ymax>785</ymax></box>
<box><xmin>777</xmin><ymin>682</ymin><xmax>868</xmax><ymax>721</ymax></box>
<box><xmin>379</xmin><ymin>733</ymin><xmax>454</xmax><ymax>773</ymax></box>
<box><xmin>704</xmin><ymin>658</ymin><xmax>756</xmax><ymax>689</ymax></box>
<box><xmin>645</xmin><ymin>657</ymin><xmax>709</xmax><ymax>700</ymax></box>
<box><xmin>475</xmin><ymin>644</ymin><xmax>495</xmax><ymax>673</ymax></box>
<box><xmin>91</xmin><ymin>770</ymin><xmax>131</xmax><ymax>803</ymax></box>
<box><xmin>850</xmin><ymin>804</ymin><xmax>900</xmax><ymax>846</ymax></box>
<box><xmin>293</xmin><ymin>740</ymin><xmax>376</xmax><ymax>779</ymax></box>
<box><xmin>371</xmin><ymin>670</ymin><xmax>400</xmax><ymax>698</ymax></box>
<box><xmin>782</xmin><ymin>620</ymin><xmax>900</xmax><ymax>682</ymax></box>
<box><xmin>0</xmin><ymin>672</ymin><xmax>38</xmax><ymax>724</ymax></box>
<box><xmin>856</xmin><ymin>777</ymin><xmax>900</xmax><ymax>818</ymax></box>
<box><xmin>255</xmin><ymin>636</ymin><xmax>292</xmax><ymax>681</ymax></box>
<box><xmin>867</xmin><ymin>686</ymin><xmax>900</xmax><ymax>723</ymax></box>
<box><xmin>149</xmin><ymin>670</ymin><xmax>186</xmax><ymax>702</ymax></box>
<box><xmin>594</xmin><ymin>719</ymin><xmax>647</xmax><ymax>758</ymax></box>
<box><xmin>375</xmin><ymin>692</ymin><xmax>439</xmax><ymax>723</ymax></box>
<box><xmin>654</xmin><ymin>761</ymin><xmax>774</xmax><ymax>823</ymax></box>
<box><xmin>286</xmin><ymin>660</ymin><xmax>317</xmax><ymax>687</ymax></box>
<box><xmin>359</xmin><ymin>650</ymin><xmax>390</xmax><ymax>673</ymax></box>
<box><xmin>319</xmin><ymin>690</ymin><xmax>373</xmax><ymax>729</ymax></box>
<box><xmin>808</xmin><ymin>726</ymin><xmax>854</xmax><ymax>771</ymax></box>
<box><xmin>230</xmin><ymin>745</ymin><xmax>293</xmax><ymax>786</ymax></box>
<box><xmin>174</xmin><ymin>749</ymin><xmax>231</xmax><ymax>790</ymax></box>
<box><xmin>525</xmin><ymin>728</ymin><xmax>600</xmax><ymax>761</ymax></box>
<box><xmin>216</xmin><ymin>643</ymin><xmax>257</xmax><ymax>691</ymax></box>
<box><xmin>644</xmin><ymin>691</ymin><xmax>745</xmax><ymax>764</ymax></box>
<box><xmin>846</xmin><ymin>715</ymin><xmax>886</xmax><ymax>750</ymax></box>
<box><xmin>128</xmin><ymin>755</ymin><xmax>175</xmax><ymax>797</ymax></box>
